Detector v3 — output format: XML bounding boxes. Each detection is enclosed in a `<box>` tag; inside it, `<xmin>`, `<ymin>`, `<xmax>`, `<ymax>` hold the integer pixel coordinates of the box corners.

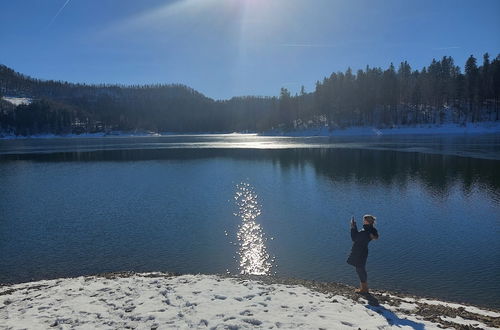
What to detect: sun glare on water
<box><xmin>233</xmin><ymin>183</ymin><xmax>274</xmax><ymax>275</ymax></box>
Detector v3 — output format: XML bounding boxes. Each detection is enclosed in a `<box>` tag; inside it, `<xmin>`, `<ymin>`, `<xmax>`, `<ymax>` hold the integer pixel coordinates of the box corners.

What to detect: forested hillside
<box><xmin>1</xmin><ymin>53</ymin><xmax>499</xmax><ymax>136</ymax></box>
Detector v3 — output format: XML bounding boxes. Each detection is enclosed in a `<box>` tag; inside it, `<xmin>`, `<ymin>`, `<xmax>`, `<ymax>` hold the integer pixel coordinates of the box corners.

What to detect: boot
<box><xmin>355</xmin><ymin>282</ymin><xmax>369</xmax><ymax>294</ymax></box>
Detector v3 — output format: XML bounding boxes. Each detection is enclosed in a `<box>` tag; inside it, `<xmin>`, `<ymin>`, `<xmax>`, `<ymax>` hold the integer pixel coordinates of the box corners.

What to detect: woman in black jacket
<box><xmin>347</xmin><ymin>214</ymin><xmax>379</xmax><ymax>293</ymax></box>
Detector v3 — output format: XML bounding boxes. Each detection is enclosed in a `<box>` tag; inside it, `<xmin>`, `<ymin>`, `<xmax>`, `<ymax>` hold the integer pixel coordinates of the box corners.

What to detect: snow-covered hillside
<box><xmin>1</xmin><ymin>272</ymin><xmax>498</xmax><ymax>329</ymax></box>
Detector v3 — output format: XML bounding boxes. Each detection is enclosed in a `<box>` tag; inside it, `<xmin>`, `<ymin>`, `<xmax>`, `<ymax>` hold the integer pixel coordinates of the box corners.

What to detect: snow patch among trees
<box><xmin>2</xmin><ymin>96</ymin><xmax>32</xmax><ymax>106</ymax></box>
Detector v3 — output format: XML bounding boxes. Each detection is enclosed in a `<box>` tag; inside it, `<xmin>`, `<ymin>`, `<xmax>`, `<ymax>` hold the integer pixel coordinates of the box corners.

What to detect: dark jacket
<box><xmin>347</xmin><ymin>224</ymin><xmax>378</xmax><ymax>267</ymax></box>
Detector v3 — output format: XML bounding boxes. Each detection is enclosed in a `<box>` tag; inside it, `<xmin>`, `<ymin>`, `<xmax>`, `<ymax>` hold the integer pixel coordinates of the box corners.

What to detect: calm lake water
<box><xmin>0</xmin><ymin>134</ymin><xmax>499</xmax><ymax>308</ymax></box>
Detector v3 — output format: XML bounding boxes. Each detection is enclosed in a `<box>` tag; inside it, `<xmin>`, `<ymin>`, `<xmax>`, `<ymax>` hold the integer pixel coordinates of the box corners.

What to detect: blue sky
<box><xmin>1</xmin><ymin>0</ymin><xmax>499</xmax><ymax>100</ymax></box>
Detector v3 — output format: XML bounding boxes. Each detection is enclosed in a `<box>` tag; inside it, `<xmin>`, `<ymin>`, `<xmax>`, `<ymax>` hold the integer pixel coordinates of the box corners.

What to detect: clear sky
<box><xmin>1</xmin><ymin>0</ymin><xmax>499</xmax><ymax>100</ymax></box>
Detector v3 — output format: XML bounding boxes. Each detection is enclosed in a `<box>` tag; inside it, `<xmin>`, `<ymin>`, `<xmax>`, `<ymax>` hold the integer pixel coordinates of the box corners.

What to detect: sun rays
<box><xmin>108</xmin><ymin>0</ymin><xmax>301</xmax><ymax>48</ymax></box>
<box><xmin>97</xmin><ymin>0</ymin><xmax>306</xmax><ymax>97</ymax></box>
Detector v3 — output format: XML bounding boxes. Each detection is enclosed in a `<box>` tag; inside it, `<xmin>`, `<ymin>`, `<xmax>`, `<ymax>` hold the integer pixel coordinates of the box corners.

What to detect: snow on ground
<box><xmin>440</xmin><ymin>315</ymin><xmax>492</xmax><ymax>329</ymax></box>
<box><xmin>417</xmin><ymin>299</ymin><xmax>500</xmax><ymax>319</ymax></box>
<box><xmin>384</xmin><ymin>294</ymin><xmax>500</xmax><ymax>318</ymax></box>
<box><xmin>264</xmin><ymin>121</ymin><xmax>500</xmax><ymax>137</ymax></box>
<box><xmin>1</xmin><ymin>273</ymin><xmax>498</xmax><ymax>330</ymax></box>
<box><xmin>1</xmin><ymin>96</ymin><xmax>32</xmax><ymax>106</ymax></box>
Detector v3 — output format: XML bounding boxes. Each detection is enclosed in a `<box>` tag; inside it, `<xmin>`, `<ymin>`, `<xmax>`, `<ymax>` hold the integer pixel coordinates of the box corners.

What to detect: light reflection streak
<box><xmin>234</xmin><ymin>183</ymin><xmax>273</xmax><ymax>275</ymax></box>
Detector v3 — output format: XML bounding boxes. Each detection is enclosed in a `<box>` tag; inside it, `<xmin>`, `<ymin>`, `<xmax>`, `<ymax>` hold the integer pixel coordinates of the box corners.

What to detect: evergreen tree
<box><xmin>279</xmin><ymin>87</ymin><xmax>292</xmax><ymax>127</ymax></box>
<box><xmin>492</xmin><ymin>54</ymin><xmax>500</xmax><ymax>120</ymax></box>
<box><xmin>465</xmin><ymin>55</ymin><xmax>479</xmax><ymax>121</ymax></box>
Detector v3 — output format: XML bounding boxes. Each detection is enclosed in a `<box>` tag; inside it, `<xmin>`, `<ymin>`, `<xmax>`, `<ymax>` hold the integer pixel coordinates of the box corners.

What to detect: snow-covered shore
<box><xmin>263</xmin><ymin>121</ymin><xmax>500</xmax><ymax>137</ymax></box>
<box><xmin>0</xmin><ymin>132</ymin><xmax>245</xmax><ymax>140</ymax></box>
<box><xmin>2</xmin><ymin>121</ymin><xmax>500</xmax><ymax>140</ymax></box>
<box><xmin>1</xmin><ymin>272</ymin><xmax>498</xmax><ymax>329</ymax></box>
<box><xmin>0</xmin><ymin>132</ymin><xmax>163</xmax><ymax>140</ymax></box>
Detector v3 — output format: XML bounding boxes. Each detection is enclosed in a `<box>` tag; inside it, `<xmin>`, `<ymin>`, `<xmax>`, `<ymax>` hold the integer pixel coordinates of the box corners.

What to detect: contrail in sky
<box><xmin>48</xmin><ymin>0</ymin><xmax>72</xmax><ymax>27</ymax></box>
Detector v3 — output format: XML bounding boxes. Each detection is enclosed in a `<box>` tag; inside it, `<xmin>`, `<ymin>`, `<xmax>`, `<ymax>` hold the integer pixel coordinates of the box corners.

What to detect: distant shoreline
<box><xmin>1</xmin><ymin>121</ymin><xmax>500</xmax><ymax>140</ymax></box>
<box><xmin>0</xmin><ymin>132</ymin><xmax>251</xmax><ymax>140</ymax></box>
<box><xmin>261</xmin><ymin>121</ymin><xmax>500</xmax><ymax>137</ymax></box>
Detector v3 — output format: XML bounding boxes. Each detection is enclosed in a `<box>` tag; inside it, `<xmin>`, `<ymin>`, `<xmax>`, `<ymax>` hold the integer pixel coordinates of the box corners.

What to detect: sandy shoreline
<box><xmin>1</xmin><ymin>272</ymin><xmax>498</xmax><ymax>329</ymax></box>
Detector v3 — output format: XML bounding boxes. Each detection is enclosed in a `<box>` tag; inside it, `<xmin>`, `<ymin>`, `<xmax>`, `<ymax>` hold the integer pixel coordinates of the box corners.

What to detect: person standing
<box><xmin>347</xmin><ymin>214</ymin><xmax>379</xmax><ymax>293</ymax></box>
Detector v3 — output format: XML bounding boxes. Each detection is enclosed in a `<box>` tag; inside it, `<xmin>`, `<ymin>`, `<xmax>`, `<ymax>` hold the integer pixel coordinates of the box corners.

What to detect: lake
<box><xmin>0</xmin><ymin>134</ymin><xmax>499</xmax><ymax>308</ymax></box>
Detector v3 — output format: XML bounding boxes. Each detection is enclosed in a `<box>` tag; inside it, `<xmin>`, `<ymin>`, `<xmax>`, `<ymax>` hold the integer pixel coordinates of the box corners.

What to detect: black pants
<box><xmin>356</xmin><ymin>266</ymin><xmax>367</xmax><ymax>282</ymax></box>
